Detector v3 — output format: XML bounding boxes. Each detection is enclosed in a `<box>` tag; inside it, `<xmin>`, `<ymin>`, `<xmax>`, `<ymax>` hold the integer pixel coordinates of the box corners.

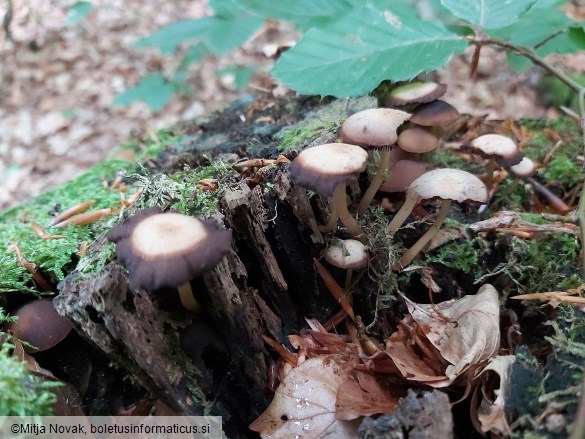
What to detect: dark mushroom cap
<box><xmin>6</xmin><ymin>298</ymin><xmax>73</xmax><ymax>353</ymax></box>
<box><xmin>380</xmin><ymin>160</ymin><xmax>431</xmax><ymax>193</ymax></box>
<box><xmin>410</xmin><ymin>100</ymin><xmax>459</xmax><ymax>126</ymax></box>
<box><xmin>409</xmin><ymin>168</ymin><xmax>488</xmax><ymax>204</ymax></box>
<box><xmin>397</xmin><ymin>127</ymin><xmax>439</xmax><ymax>153</ymax></box>
<box><xmin>289</xmin><ymin>143</ymin><xmax>369</xmax><ymax>197</ymax></box>
<box><xmin>324</xmin><ymin>239</ymin><xmax>368</xmax><ymax>270</ymax></box>
<box><xmin>340</xmin><ymin>108</ymin><xmax>411</xmax><ymax>147</ymax></box>
<box><xmin>107</xmin><ymin>207</ymin><xmax>232</xmax><ymax>291</ymax></box>
<box><xmin>466</xmin><ymin>134</ymin><xmax>523</xmax><ymax>167</ymax></box>
<box><xmin>386</xmin><ymin>82</ymin><xmax>447</xmax><ymax>106</ymax></box>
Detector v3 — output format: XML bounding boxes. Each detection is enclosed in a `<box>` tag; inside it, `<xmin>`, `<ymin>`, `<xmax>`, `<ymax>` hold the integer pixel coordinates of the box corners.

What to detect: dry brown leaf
<box><xmin>386</xmin><ymin>284</ymin><xmax>500</xmax><ymax>387</ymax></box>
<box><xmin>335</xmin><ymin>371</ymin><xmax>405</xmax><ymax>420</ymax></box>
<box><xmin>249</xmin><ymin>355</ymin><xmax>359</xmax><ymax>438</ymax></box>
<box><xmin>409</xmin><ymin>284</ymin><xmax>500</xmax><ymax>380</ymax></box>
<box><xmin>471</xmin><ymin>355</ymin><xmax>515</xmax><ymax>436</ymax></box>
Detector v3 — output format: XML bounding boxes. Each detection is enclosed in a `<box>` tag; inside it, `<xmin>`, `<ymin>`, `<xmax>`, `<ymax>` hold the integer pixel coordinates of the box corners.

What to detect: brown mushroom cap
<box><xmin>467</xmin><ymin>134</ymin><xmax>522</xmax><ymax>167</ymax></box>
<box><xmin>410</xmin><ymin>100</ymin><xmax>459</xmax><ymax>126</ymax></box>
<box><xmin>107</xmin><ymin>207</ymin><xmax>232</xmax><ymax>291</ymax></box>
<box><xmin>340</xmin><ymin>108</ymin><xmax>411</xmax><ymax>147</ymax></box>
<box><xmin>386</xmin><ymin>82</ymin><xmax>447</xmax><ymax>106</ymax></box>
<box><xmin>410</xmin><ymin>168</ymin><xmax>488</xmax><ymax>204</ymax></box>
<box><xmin>380</xmin><ymin>160</ymin><xmax>431</xmax><ymax>193</ymax></box>
<box><xmin>324</xmin><ymin>239</ymin><xmax>368</xmax><ymax>270</ymax></box>
<box><xmin>289</xmin><ymin>143</ymin><xmax>369</xmax><ymax>197</ymax></box>
<box><xmin>397</xmin><ymin>127</ymin><xmax>439</xmax><ymax>153</ymax></box>
<box><xmin>6</xmin><ymin>298</ymin><xmax>73</xmax><ymax>353</ymax></box>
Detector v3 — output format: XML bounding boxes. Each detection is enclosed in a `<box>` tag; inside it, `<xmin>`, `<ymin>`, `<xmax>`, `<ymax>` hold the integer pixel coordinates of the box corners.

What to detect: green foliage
<box><xmin>130</xmin><ymin>0</ymin><xmax>584</xmax><ymax>104</ymax></box>
<box><xmin>0</xmin><ymin>342</ymin><xmax>59</xmax><ymax>415</ymax></box>
<box><xmin>543</xmin><ymin>154</ymin><xmax>582</xmax><ymax>187</ymax></box>
<box><xmin>113</xmin><ymin>73</ymin><xmax>174</xmax><ymax>112</ymax></box>
<box><xmin>66</xmin><ymin>1</ymin><xmax>93</xmax><ymax>26</ymax></box>
<box><xmin>425</xmin><ymin>237</ymin><xmax>482</xmax><ymax>272</ymax></box>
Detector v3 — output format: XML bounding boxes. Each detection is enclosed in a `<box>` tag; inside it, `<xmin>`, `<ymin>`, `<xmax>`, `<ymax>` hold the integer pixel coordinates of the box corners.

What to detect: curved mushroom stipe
<box><xmin>387</xmin><ymin>189</ymin><xmax>420</xmax><ymax>237</ymax></box>
<box><xmin>356</xmin><ymin>148</ymin><xmax>391</xmax><ymax>214</ymax></box>
<box><xmin>393</xmin><ymin>199</ymin><xmax>452</xmax><ymax>270</ymax></box>
<box><xmin>333</xmin><ymin>183</ymin><xmax>365</xmax><ymax>239</ymax></box>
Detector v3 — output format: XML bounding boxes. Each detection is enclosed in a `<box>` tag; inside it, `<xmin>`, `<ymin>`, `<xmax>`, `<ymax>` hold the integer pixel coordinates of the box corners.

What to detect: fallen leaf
<box><xmin>471</xmin><ymin>355</ymin><xmax>516</xmax><ymax>436</ymax></box>
<box><xmin>386</xmin><ymin>284</ymin><xmax>500</xmax><ymax>387</ymax></box>
<box><xmin>249</xmin><ymin>355</ymin><xmax>359</xmax><ymax>438</ymax></box>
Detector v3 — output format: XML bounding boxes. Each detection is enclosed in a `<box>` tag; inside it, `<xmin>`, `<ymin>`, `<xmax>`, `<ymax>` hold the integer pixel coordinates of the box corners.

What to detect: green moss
<box><xmin>431</xmin><ymin>148</ymin><xmax>484</xmax><ymax>174</ymax></box>
<box><xmin>276</xmin><ymin>118</ymin><xmax>339</xmax><ymax>152</ymax></box>
<box><xmin>0</xmin><ymin>159</ymin><xmax>139</xmax><ymax>293</ymax></box>
<box><xmin>0</xmin><ymin>341</ymin><xmax>60</xmax><ymax>415</ymax></box>
<box><xmin>521</xmin><ymin>117</ymin><xmax>582</xmax><ymax>164</ymax></box>
<box><xmin>490</xmin><ymin>178</ymin><xmax>531</xmax><ymax>213</ymax></box>
<box><xmin>133</xmin><ymin>160</ymin><xmax>235</xmax><ymax>216</ymax></box>
<box><xmin>425</xmin><ymin>237</ymin><xmax>484</xmax><ymax>273</ymax></box>
<box><xmin>543</xmin><ymin>154</ymin><xmax>582</xmax><ymax>187</ymax></box>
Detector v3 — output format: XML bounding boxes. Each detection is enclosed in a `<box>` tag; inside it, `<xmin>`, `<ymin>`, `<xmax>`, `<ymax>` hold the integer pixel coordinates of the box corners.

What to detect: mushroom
<box><xmin>107</xmin><ymin>207</ymin><xmax>232</xmax><ymax>312</ymax></box>
<box><xmin>409</xmin><ymin>100</ymin><xmax>459</xmax><ymax>127</ymax></box>
<box><xmin>387</xmin><ymin>169</ymin><xmax>488</xmax><ymax>270</ymax></box>
<box><xmin>340</xmin><ymin>108</ymin><xmax>411</xmax><ymax>213</ymax></box>
<box><xmin>5</xmin><ymin>298</ymin><xmax>73</xmax><ymax>353</ymax></box>
<box><xmin>379</xmin><ymin>160</ymin><xmax>431</xmax><ymax>193</ymax></box>
<box><xmin>289</xmin><ymin>143</ymin><xmax>369</xmax><ymax>238</ymax></box>
<box><xmin>508</xmin><ymin>156</ymin><xmax>536</xmax><ymax>179</ymax></box>
<box><xmin>323</xmin><ymin>238</ymin><xmax>368</xmax><ymax>290</ymax></box>
<box><xmin>397</xmin><ymin>127</ymin><xmax>439</xmax><ymax>155</ymax></box>
<box><xmin>464</xmin><ymin>134</ymin><xmax>522</xmax><ymax>189</ymax></box>
<box><xmin>385</xmin><ymin>81</ymin><xmax>447</xmax><ymax>106</ymax></box>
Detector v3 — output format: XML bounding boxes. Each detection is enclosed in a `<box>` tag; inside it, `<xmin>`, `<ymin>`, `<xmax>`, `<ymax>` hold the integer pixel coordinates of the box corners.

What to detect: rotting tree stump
<box><xmin>54</xmin><ymin>94</ymin><xmax>378</xmax><ymax>436</ymax></box>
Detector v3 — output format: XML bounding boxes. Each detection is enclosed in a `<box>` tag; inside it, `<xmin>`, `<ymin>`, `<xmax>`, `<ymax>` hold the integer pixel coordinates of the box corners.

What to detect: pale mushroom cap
<box><xmin>290</xmin><ymin>143</ymin><xmax>369</xmax><ymax>196</ymax></box>
<box><xmin>107</xmin><ymin>207</ymin><xmax>232</xmax><ymax>291</ymax></box>
<box><xmin>470</xmin><ymin>134</ymin><xmax>518</xmax><ymax>158</ymax></box>
<box><xmin>397</xmin><ymin>127</ymin><xmax>439</xmax><ymax>153</ymax></box>
<box><xmin>410</xmin><ymin>100</ymin><xmax>459</xmax><ymax>126</ymax></box>
<box><xmin>324</xmin><ymin>239</ymin><xmax>368</xmax><ymax>270</ymax></box>
<box><xmin>409</xmin><ymin>168</ymin><xmax>489</xmax><ymax>204</ymax></box>
<box><xmin>340</xmin><ymin>108</ymin><xmax>411</xmax><ymax>147</ymax></box>
<box><xmin>387</xmin><ymin>82</ymin><xmax>447</xmax><ymax>105</ymax></box>
<box><xmin>132</xmin><ymin>213</ymin><xmax>209</xmax><ymax>259</ymax></box>
<box><xmin>508</xmin><ymin>156</ymin><xmax>536</xmax><ymax>177</ymax></box>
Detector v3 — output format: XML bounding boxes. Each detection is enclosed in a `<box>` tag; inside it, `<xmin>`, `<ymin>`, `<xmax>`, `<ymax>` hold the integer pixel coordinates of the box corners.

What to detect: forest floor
<box><xmin>2</xmin><ymin>0</ymin><xmax>584</xmax><ymax>211</ymax></box>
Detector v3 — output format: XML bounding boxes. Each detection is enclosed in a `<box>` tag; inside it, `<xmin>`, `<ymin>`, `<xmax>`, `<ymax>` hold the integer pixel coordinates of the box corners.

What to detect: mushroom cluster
<box><xmin>107</xmin><ymin>207</ymin><xmax>232</xmax><ymax>312</ymax></box>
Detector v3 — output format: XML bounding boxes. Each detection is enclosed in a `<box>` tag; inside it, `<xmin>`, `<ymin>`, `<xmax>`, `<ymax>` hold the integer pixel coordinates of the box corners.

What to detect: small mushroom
<box><xmin>290</xmin><ymin>143</ymin><xmax>369</xmax><ymax>238</ymax></box>
<box><xmin>5</xmin><ymin>298</ymin><xmax>73</xmax><ymax>353</ymax></box>
<box><xmin>508</xmin><ymin>156</ymin><xmax>536</xmax><ymax>179</ymax></box>
<box><xmin>464</xmin><ymin>134</ymin><xmax>523</xmax><ymax>189</ymax></box>
<box><xmin>379</xmin><ymin>160</ymin><xmax>431</xmax><ymax>193</ymax></box>
<box><xmin>385</xmin><ymin>81</ymin><xmax>447</xmax><ymax>106</ymax></box>
<box><xmin>323</xmin><ymin>238</ymin><xmax>368</xmax><ymax>290</ymax></box>
<box><xmin>409</xmin><ymin>100</ymin><xmax>459</xmax><ymax>127</ymax></box>
<box><xmin>397</xmin><ymin>127</ymin><xmax>439</xmax><ymax>155</ymax></box>
<box><xmin>107</xmin><ymin>207</ymin><xmax>232</xmax><ymax>312</ymax></box>
<box><xmin>387</xmin><ymin>169</ymin><xmax>488</xmax><ymax>269</ymax></box>
<box><xmin>340</xmin><ymin>108</ymin><xmax>411</xmax><ymax>213</ymax></box>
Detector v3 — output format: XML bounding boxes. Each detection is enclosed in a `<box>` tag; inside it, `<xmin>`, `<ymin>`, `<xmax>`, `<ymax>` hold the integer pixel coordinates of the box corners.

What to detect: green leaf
<box><xmin>136</xmin><ymin>19</ymin><xmax>215</xmax><ymax>53</ymax></box>
<box><xmin>440</xmin><ymin>0</ymin><xmax>537</xmax><ymax>29</ymax></box>
<box><xmin>235</xmin><ymin>0</ymin><xmax>353</xmax><ymax>22</ymax></box>
<box><xmin>218</xmin><ymin>66</ymin><xmax>255</xmax><ymax>90</ymax></box>
<box><xmin>136</xmin><ymin>13</ymin><xmax>262</xmax><ymax>55</ymax></box>
<box><xmin>271</xmin><ymin>3</ymin><xmax>466</xmax><ymax>97</ymax></box>
<box><xmin>66</xmin><ymin>1</ymin><xmax>93</xmax><ymax>26</ymax></box>
<box><xmin>113</xmin><ymin>73</ymin><xmax>174</xmax><ymax>111</ymax></box>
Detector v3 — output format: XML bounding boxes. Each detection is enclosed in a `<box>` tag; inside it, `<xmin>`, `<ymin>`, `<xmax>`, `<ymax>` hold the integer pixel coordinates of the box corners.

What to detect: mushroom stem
<box><xmin>344</xmin><ymin>269</ymin><xmax>354</xmax><ymax>291</ymax></box>
<box><xmin>333</xmin><ymin>183</ymin><xmax>364</xmax><ymax>239</ymax></box>
<box><xmin>177</xmin><ymin>283</ymin><xmax>201</xmax><ymax>312</ymax></box>
<box><xmin>357</xmin><ymin>148</ymin><xmax>391</xmax><ymax>213</ymax></box>
<box><xmin>387</xmin><ymin>188</ymin><xmax>420</xmax><ymax>236</ymax></box>
<box><xmin>485</xmin><ymin>158</ymin><xmax>495</xmax><ymax>190</ymax></box>
<box><xmin>393</xmin><ymin>199</ymin><xmax>452</xmax><ymax>270</ymax></box>
<box><xmin>319</xmin><ymin>202</ymin><xmax>339</xmax><ymax>233</ymax></box>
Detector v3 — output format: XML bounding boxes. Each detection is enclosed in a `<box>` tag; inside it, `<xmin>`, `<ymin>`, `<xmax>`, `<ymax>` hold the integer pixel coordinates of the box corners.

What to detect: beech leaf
<box><xmin>249</xmin><ymin>355</ymin><xmax>359</xmax><ymax>438</ymax></box>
